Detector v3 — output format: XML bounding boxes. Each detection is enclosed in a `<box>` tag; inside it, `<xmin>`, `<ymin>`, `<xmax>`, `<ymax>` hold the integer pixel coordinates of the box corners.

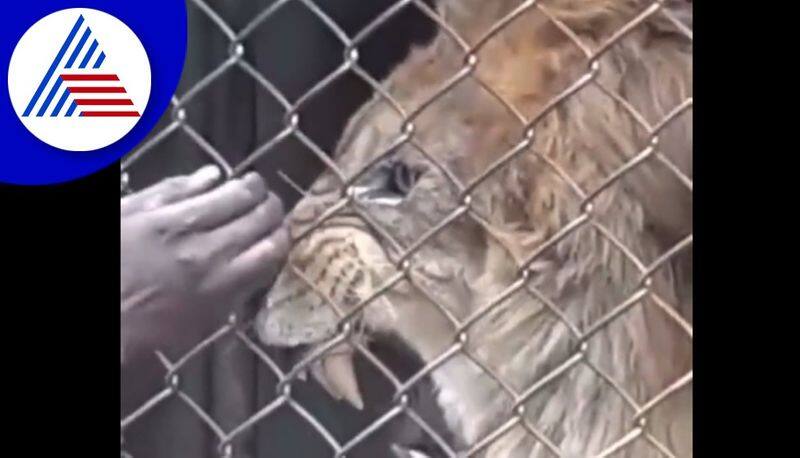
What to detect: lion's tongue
<box><xmin>310</xmin><ymin>342</ymin><xmax>364</xmax><ymax>410</ymax></box>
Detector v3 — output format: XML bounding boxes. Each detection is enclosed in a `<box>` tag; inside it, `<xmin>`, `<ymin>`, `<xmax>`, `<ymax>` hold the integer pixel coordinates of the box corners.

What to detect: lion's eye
<box><xmin>352</xmin><ymin>159</ymin><xmax>420</xmax><ymax>206</ymax></box>
<box><xmin>387</xmin><ymin>161</ymin><xmax>419</xmax><ymax>197</ymax></box>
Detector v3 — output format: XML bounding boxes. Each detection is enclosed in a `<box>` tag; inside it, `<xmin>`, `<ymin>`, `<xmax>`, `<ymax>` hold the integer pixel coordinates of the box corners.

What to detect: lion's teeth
<box><xmin>310</xmin><ymin>342</ymin><xmax>364</xmax><ymax>410</ymax></box>
<box><xmin>310</xmin><ymin>359</ymin><xmax>342</xmax><ymax>401</ymax></box>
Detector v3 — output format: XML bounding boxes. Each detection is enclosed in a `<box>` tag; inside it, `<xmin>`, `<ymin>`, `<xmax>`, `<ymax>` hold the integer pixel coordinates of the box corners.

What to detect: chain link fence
<box><xmin>120</xmin><ymin>0</ymin><xmax>693</xmax><ymax>456</ymax></box>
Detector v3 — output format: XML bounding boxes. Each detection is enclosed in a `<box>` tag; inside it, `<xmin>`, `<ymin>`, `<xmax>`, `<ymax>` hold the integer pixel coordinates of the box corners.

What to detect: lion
<box><xmin>255</xmin><ymin>0</ymin><xmax>692</xmax><ymax>456</ymax></box>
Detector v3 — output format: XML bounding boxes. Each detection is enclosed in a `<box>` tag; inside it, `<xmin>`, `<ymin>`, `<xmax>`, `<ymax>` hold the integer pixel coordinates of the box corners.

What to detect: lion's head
<box><xmin>255</xmin><ymin>0</ymin><xmax>691</xmax><ymax>454</ymax></box>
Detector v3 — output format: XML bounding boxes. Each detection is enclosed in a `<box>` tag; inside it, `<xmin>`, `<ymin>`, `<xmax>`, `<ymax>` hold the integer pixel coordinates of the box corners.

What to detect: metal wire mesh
<box><xmin>120</xmin><ymin>0</ymin><xmax>693</xmax><ymax>456</ymax></box>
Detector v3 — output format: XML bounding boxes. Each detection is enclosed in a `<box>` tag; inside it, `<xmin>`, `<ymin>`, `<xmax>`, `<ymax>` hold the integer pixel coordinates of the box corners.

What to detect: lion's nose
<box><xmin>254</xmin><ymin>301</ymin><xmax>291</xmax><ymax>346</ymax></box>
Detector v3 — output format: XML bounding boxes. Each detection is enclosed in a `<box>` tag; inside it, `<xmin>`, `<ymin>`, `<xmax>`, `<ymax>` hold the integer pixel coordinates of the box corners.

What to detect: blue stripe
<box><xmin>36</xmin><ymin>77</ymin><xmax>63</xmax><ymax>117</ymax></box>
<box><xmin>51</xmin><ymin>88</ymin><xmax>70</xmax><ymax>117</ymax></box>
<box><xmin>66</xmin><ymin>100</ymin><xmax>78</xmax><ymax>117</ymax></box>
<box><xmin>79</xmin><ymin>39</ymin><xmax>98</xmax><ymax>69</ymax></box>
<box><xmin>65</xmin><ymin>27</ymin><xmax>91</xmax><ymax>69</ymax></box>
<box><xmin>93</xmin><ymin>51</ymin><xmax>105</xmax><ymax>69</ymax></box>
<box><xmin>23</xmin><ymin>15</ymin><xmax>84</xmax><ymax>117</ymax></box>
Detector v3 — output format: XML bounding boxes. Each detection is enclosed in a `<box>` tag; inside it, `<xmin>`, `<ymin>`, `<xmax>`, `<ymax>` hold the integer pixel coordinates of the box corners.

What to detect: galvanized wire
<box><xmin>121</xmin><ymin>0</ymin><xmax>693</xmax><ymax>456</ymax></box>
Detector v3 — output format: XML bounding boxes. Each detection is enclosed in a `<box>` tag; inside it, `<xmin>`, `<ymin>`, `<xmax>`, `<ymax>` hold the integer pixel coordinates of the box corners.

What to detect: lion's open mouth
<box><xmin>258</xmin><ymin>218</ymin><xmax>404</xmax><ymax>412</ymax></box>
<box><xmin>257</xmin><ymin>308</ymin><xmax>366</xmax><ymax>410</ymax></box>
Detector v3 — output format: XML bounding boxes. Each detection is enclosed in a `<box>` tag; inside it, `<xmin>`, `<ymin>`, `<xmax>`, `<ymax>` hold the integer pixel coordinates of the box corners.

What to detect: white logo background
<box><xmin>7</xmin><ymin>8</ymin><xmax>151</xmax><ymax>152</ymax></box>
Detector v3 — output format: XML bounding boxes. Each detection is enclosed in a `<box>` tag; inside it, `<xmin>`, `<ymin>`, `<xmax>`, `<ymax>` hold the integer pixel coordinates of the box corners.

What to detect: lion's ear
<box><xmin>485</xmin><ymin>226</ymin><xmax>544</xmax><ymax>270</ymax></box>
<box><xmin>474</xmin><ymin>138</ymin><xmax>580</xmax><ymax>273</ymax></box>
<box><xmin>470</xmin><ymin>164</ymin><xmax>551</xmax><ymax>271</ymax></box>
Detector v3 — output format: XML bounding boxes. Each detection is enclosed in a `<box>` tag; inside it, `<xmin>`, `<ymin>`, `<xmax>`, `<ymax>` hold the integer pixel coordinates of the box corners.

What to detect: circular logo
<box><xmin>7</xmin><ymin>8</ymin><xmax>151</xmax><ymax>152</ymax></box>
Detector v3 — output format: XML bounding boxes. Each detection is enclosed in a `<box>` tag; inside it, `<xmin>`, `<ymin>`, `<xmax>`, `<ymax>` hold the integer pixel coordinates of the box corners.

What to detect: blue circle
<box><xmin>1</xmin><ymin>1</ymin><xmax>187</xmax><ymax>185</ymax></box>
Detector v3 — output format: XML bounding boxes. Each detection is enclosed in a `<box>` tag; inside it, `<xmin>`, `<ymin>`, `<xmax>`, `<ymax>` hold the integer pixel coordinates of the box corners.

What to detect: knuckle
<box><xmin>152</xmin><ymin>221</ymin><xmax>172</xmax><ymax>240</ymax></box>
<box><xmin>180</xmin><ymin>213</ymin><xmax>201</xmax><ymax>232</ymax></box>
<box><xmin>141</xmin><ymin>213</ymin><xmax>175</xmax><ymax>241</ymax></box>
<box><xmin>175</xmin><ymin>245</ymin><xmax>209</xmax><ymax>275</ymax></box>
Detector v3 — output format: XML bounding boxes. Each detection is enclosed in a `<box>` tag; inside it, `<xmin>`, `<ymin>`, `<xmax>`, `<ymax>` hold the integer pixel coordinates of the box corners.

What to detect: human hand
<box><xmin>121</xmin><ymin>166</ymin><xmax>289</xmax><ymax>364</ymax></box>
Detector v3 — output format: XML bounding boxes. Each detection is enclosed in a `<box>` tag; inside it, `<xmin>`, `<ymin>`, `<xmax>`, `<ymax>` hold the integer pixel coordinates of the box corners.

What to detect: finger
<box><xmin>121</xmin><ymin>165</ymin><xmax>221</xmax><ymax>216</ymax></box>
<box><xmin>202</xmin><ymin>191</ymin><xmax>285</xmax><ymax>261</ymax></box>
<box><xmin>162</xmin><ymin>172</ymin><xmax>268</xmax><ymax>232</ymax></box>
<box><xmin>216</xmin><ymin>224</ymin><xmax>290</xmax><ymax>293</ymax></box>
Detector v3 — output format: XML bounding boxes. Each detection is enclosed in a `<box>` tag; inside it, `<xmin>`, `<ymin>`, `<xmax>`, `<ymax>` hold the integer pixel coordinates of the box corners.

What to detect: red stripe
<box><xmin>67</xmin><ymin>87</ymin><xmax>127</xmax><ymax>93</ymax></box>
<box><xmin>81</xmin><ymin>111</ymin><xmax>140</xmax><ymax>117</ymax></box>
<box><xmin>61</xmin><ymin>74</ymin><xmax>119</xmax><ymax>81</ymax></box>
<box><xmin>75</xmin><ymin>99</ymin><xmax>133</xmax><ymax>106</ymax></box>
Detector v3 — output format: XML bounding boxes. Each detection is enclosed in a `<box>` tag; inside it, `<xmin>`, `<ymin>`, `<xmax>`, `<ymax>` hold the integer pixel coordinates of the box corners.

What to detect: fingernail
<box><xmin>194</xmin><ymin>164</ymin><xmax>221</xmax><ymax>183</ymax></box>
<box><xmin>244</xmin><ymin>171</ymin><xmax>268</xmax><ymax>189</ymax></box>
